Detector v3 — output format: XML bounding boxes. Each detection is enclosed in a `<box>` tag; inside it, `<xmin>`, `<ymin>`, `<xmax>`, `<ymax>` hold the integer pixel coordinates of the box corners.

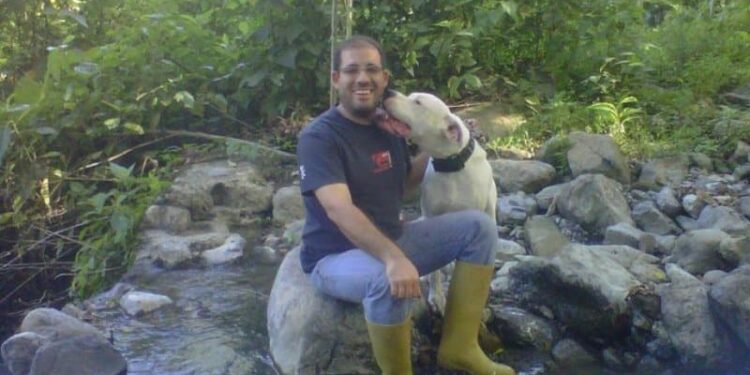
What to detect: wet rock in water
<box><xmin>272</xmin><ymin>185</ymin><xmax>304</xmax><ymax>225</ymax></box>
<box><xmin>267</xmin><ymin>247</ymin><xmax>376</xmax><ymax>374</ymax></box>
<box><xmin>524</xmin><ymin>215</ymin><xmax>569</xmax><ymax>258</ymax></box>
<box><xmin>488</xmin><ymin>305</ymin><xmax>560</xmax><ymax>351</ymax></box>
<box><xmin>566</xmin><ymin>131</ymin><xmax>631</xmax><ymax>185</ymax></box>
<box><xmin>551</xmin><ymin>338</ymin><xmax>598</xmax><ymax>368</ymax></box>
<box><xmin>671</xmin><ymin>229</ymin><xmax>732</xmax><ymax>276</ymax></box>
<box><xmin>20</xmin><ymin>308</ymin><xmax>104</xmax><ymax>341</ymax></box>
<box><xmin>657</xmin><ymin>264</ymin><xmax>733</xmax><ymax>368</ymax></box>
<box><xmin>708</xmin><ymin>265</ymin><xmax>750</xmax><ymax>351</ymax></box>
<box><xmin>489</xmin><ymin>159</ymin><xmax>556</xmax><ymax>194</ymax></box>
<box><xmin>631</xmin><ymin>200</ymin><xmax>681</xmax><ymax>235</ymax></box>
<box><xmin>28</xmin><ymin>335</ymin><xmax>126</xmax><ymax>375</ymax></box>
<box><xmin>201</xmin><ymin>233</ymin><xmax>246</xmax><ymax>265</ymax></box>
<box><xmin>556</xmin><ymin>174</ymin><xmax>633</xmax><ymax>237</ymax></box>
<box><xmin>251</xmin><ymin>245</ymin><xmax>282</xmax><ymax>265</ymax></box>
<box><xmin>136</xmin><ymin>230</ymin><xmax>232</xmax><ymax>269</ymax></box>
<box><xmin>119</xmin><ymin>290</ymin><xmax>173</xmax><ymax>316</ymax></box>
<box><xmin>1</xmin><ymin>332</ymin><xmax>48</xmax><ymax>375</ymax></box>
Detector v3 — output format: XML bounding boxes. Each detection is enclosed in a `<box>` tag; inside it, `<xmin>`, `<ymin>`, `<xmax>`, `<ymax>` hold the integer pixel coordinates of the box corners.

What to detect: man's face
<box><xmin>332</xmin><ymin>46</ymin><xmax>390</xmax><ymax>124</ymax></box>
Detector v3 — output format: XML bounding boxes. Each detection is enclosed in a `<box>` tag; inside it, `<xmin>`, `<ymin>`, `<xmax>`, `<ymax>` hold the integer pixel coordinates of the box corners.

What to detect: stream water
<box><xmin>92</xmin><ymin>259</ymin><xmax>280</xmax><ymax>375</ymax></box>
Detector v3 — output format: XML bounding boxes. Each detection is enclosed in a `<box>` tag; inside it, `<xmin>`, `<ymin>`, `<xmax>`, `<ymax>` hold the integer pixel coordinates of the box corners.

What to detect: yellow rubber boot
<box><xmin>366</xmin><ymin>318</ymin><xmax>413</xmax><ymax>375</ymax></box>
<box><xmin>437</xmin><ymin>261</ymin><xmax>516</xmax><ymax>375</ymax></box>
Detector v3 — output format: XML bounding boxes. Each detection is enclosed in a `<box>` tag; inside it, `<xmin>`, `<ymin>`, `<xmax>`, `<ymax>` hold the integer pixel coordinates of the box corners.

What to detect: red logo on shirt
<box><xmin>371</xmin><ymin>151</ymin><xmax>392</xmax><ymax>173</ymax></box>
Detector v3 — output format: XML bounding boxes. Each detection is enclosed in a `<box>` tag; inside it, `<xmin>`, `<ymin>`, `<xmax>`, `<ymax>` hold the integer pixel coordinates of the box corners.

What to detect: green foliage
<box><xmin>587</xmin><ymin>96</ymin><xmax>644</xmax><ymax>137</ymax></box>
<box><xmin>68</xmin><ymin>163</ymin><xmax>167</xmax><ymax>298</ymax></box>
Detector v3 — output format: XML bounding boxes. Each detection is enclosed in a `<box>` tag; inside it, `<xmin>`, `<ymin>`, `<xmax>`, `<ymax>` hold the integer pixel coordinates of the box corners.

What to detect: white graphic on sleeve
<box><xmin>299</xmin><ymin>165</ymin><xmax>306</xmax><ymax>180</ymax></box>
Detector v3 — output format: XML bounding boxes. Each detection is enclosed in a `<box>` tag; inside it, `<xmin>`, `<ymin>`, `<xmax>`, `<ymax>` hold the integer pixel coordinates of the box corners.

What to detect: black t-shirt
<box><xmin>297</xmin><ymin>107</ymin><xmax>411</xmax><ymax>273</ymax></box>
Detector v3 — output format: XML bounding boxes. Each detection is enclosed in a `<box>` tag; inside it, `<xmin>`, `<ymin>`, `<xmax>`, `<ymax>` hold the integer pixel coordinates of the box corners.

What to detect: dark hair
<box><xmin>333</xmin><ymin>35</ymin><xmax>386</xmax><ymax>71</ymax></box>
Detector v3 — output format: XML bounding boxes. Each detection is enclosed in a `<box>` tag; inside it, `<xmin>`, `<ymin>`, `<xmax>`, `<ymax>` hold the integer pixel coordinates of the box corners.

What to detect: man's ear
<box><xmin>331</xmin><ymin>70</ymin><xmax>340</xmax><ymax>88</ymax></box>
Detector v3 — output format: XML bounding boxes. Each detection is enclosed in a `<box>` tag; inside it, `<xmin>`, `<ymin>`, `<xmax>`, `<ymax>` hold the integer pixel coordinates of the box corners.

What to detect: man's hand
<box><xmin>374</xmin><ymin>108</ymin><xmax>411</xmax><ymax>138</ymax></box>
<box><xmin>385</xmin><ymin>255</ymin><xmax>421</xmax><ymax>299</ymax></box>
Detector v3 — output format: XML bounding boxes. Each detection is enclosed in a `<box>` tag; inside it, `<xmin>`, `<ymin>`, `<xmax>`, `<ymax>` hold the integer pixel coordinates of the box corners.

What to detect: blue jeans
<box><xmin>308</xmin><ymin>209</ymin><xmax>497</xmax><ymax>324</ymax></box>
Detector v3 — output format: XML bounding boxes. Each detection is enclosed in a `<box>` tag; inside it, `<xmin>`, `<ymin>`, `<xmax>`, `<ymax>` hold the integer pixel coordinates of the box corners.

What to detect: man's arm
<box><xmin>315</xmin><ymin>183</ymin><xmax>421</xmax><ymax>299</ymax></box>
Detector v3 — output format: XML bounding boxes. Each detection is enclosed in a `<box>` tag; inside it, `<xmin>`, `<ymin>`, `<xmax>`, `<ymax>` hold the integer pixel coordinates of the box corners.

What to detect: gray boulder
<box><xmin>496</xmin><ymin>192</ymin><xmax>538</xmax><ymax>226</ymax></box>
<box><xmin>682</xmin><ymin>194</ymin><xmax>707</xmax><ymax>219</ymax></box>
<box><xmin>631</xmin><ymin>201</ymin><xmax>681</xmax><ymax>235</ymax></box>
<box><xmin>507</xmin><ymin>244</ymin><xmax>641</xmax><ymax>340</ymax></box>
<box><xmin>489</xmin><ymin>159</ymin><xmax>556</xmax><ymax>194</ymax></box>
<box><xmin>696</xmin><ymin>205</ymin><xmax>750</xmax><ymax>235</ymax></box>
<box><xmin>566</xmin><ymin>131</ymin><xmax>630</xmax><ymax>184</ymax></box>
<box><xmin>654</xmin><ymin>187</ymin><xmax>682</xmax><ymax>217</ymax></box>
<box><xmin>524</xmin><ymin>215</ymin><xmax>569</xmax><ymax>258</ymax></box>
<box><xmin>708</xmin><ymin>265</ymin><xmax>750</xmax><ymax>351</ymax></box>
<box><xmin>1</xmin><ymin>332</ymin><xmax>47</xmax><ymax>375</ymax></box>
<box><xmin>267</xmin><ymin>247</ymin><xmax>375</xmax><ymax>374</ymax></box>
<box><xmin>142</xmin><ymin>205</ymin><xmax>192</xmax><ymax>233</ymax></box>
<box><xmin>671</xmin><ymin>229</ymin><xmax>732</xmax><ymax>276</ymax></box>
<box><xmin>657</xmin><ymin>264</ymin><xmax>733</xmax><ymax>368</ymax></box>
<box><xmin>19</xmin><ymin>308</ymin><xmax>104</xmax><ymax>341</ymax></box>
<box><xmin>162</xmin><ymin>160</ymin><xmax>273</xmax><ymax>223</ymax></box>
<box><xmin>28</xmin><ymin>335</ymin><xmax>126</xmax><ymax>375</ymax></box>
<box><xmin>556</xmin><ymin>174</ymin><xmax>633</xmax><ymax>236</ymax></box>
<box><xmin>636</xmin><ymin>155</ymin><xmax>690</xmax><ymax>191</ymax></box>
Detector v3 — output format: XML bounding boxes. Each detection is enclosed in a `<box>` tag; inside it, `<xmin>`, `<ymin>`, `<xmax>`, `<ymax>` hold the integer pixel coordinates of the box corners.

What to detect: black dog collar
<box><xmin>432</xmin><ymin>138</ymin><xmax>475</xmax><ymax>173</ymax></box>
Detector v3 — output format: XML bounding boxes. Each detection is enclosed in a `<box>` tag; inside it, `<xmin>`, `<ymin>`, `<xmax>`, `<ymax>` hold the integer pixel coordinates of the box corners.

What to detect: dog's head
<box><xmin>383</xmin><ymin>90</ymin><xmax>469</xmax><ymax>158</ymax></box>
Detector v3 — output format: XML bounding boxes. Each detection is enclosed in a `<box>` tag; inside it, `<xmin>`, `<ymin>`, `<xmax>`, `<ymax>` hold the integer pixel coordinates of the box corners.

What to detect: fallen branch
<box><xmin>76</xmin><ymin>135</ymin><xmax>178</xmax><ymax>172</ymax></box>
<box><xmin>160</xmin><ymin>130</ymin><xmax>297</xmax><ymax>161</ymax></box>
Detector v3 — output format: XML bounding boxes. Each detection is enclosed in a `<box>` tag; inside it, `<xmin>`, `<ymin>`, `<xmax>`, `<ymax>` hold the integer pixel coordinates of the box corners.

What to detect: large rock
<box><xmin>272</xmin><ymin>185</ymin><xmax>304</xmax><ymax>225</ymax></box>
<box><xmin>136</xmin><ymin>230</ymin><xmax>241</xmax><ymax>268</ymax></box>
<box><xmin>657</xmin><ymin>264</ymin><xmax>733</xmax><ymax>368</ymax></box>
<box><xmin>671</xmin><ymin>229</ymin><xmax>732</xmax><ymax>276</ymax></box>
<box><xmin>496</xmin><ymin>192</ymin><xmax>538</xmax><ymax>226</ymax></box>
<box><xmin>488</xmin><ymin>306</ymin><xmax>560</xmax><ymax>351</ymax></box>
<box><xmin>524</xmin><ymin>215</ymin><xmax>569</xmax><ymax>258</ymax></box>
<box><xmin>19</xmin><ymin>308</ymin><xmax>104</xmax><ymax>341</ymax></box>
<box><xmin>162</xmin><ymin>160</ymin><xmax>273</xmax><ymax>222</ymax></box>
<box><xmin>1</xmin><ymin>332</ymin><xmax>47</xmax><ymax>375</ymax></box>
<box><xmin>566</xmin><ymin>131</ymin><xmax>630</xmax><ymax>184</ymax></box>
<box><xmin>695</xmin><ymin>205</ymin><xmax>750</xmax><ymax>235</ymax></box>
<box><xmin>28</xmin><ymin>335</ymin><xmax>126</xmax><ymax>375</ymax></box>
<box><xmin>489</xmin><ymin>159</ymin><xmax>556</xmax><ymax>194</ymax></box>
<box><xmin>556</xmin><ymin>174</ymin><xmax>633</xmax><ymax>236</ymax></box>
<box><xmin>631</xmin><ymin>201</ymin><xmax>681</xmax><ymax>235</ymax></box>
<box><xmin>142</xmin><ymin>205</ymin><xmax>192</xmax><ymax>233</ymax></box>
<box><xmin>507</xmin><ymin>244</ymin><xmax>641</xmax><ymax>340</ymax></box>
<box><xmin>636</xmin><ymin>155</ymin><xmax>690</xmax><ymax>191</ymax></box>
<box><xmin>708</xmin><ymin>265</ymin><xmax>750</xmax><ymax>351</ymax></box>
<box><xmin>267</xmin><ymin>247</ymin><xmax>375</xmax><ymax>374</ymax></box>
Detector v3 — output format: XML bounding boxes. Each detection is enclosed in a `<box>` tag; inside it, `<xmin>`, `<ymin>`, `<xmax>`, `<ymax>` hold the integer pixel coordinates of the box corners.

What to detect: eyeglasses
<box><xmin>339</xmin><ymin>64</ymin><xmax>384</xmax><ymax>77</ymax></box>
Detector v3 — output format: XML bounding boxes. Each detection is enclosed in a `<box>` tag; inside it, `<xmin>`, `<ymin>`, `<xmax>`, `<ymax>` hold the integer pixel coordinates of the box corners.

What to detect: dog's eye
<box><xmin>415</xmin><ymin>99</ymin><xmax>421</xmax><ymax>105</ymax></box>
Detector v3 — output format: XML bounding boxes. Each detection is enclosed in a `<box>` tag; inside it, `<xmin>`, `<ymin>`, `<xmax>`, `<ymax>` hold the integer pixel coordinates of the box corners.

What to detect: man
<box><xmin>296</xmin><ymin>35</ymin><xmax>515</xmax><ymax>375</ymax></box>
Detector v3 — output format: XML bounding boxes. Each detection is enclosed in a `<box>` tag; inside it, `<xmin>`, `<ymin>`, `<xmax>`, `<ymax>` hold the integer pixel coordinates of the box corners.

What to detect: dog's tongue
<box><xmin>375</xmin><ymin>112</ymin><xmax>411</xmax><ymax>137</ymax></box>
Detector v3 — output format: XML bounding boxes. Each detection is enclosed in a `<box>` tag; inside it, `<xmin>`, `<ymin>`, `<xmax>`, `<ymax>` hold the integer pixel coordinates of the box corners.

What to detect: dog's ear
<box><xmin>444</xmin><ymin>115</ymin><xmax>462</xmax><ymax>144</ymax></box>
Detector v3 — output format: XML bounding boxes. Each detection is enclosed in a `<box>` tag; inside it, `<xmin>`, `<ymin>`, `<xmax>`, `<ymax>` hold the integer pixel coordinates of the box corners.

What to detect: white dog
<box><xmin>383</xmin><ymin>90</ymin><xmax>498</xmax><ymax>313</ymax></box>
